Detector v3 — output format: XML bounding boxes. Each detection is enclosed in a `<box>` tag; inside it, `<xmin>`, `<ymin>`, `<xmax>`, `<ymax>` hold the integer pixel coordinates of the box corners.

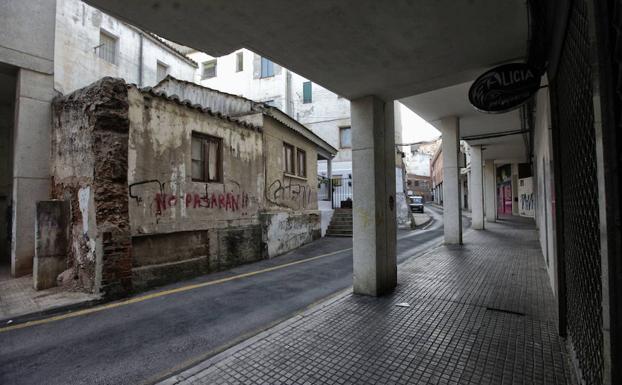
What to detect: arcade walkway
<box><xmin>162</xmin><ymin>216</ymin><xmax>574</xmax><ymax>385</ymax></box>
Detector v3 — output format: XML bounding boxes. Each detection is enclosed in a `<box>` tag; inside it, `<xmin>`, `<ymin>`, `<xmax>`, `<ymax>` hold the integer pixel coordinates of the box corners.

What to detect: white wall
<box><xmin>190</xmin><ymin>49</ymin><xmax>352</xmax><ymax>168</ymax></box>
<box><xmin>54</xmin><ymin>0</ymin><xmax>196</xmax><ymax>95</ymax></box>
<box><xmin>0</xmin><ymin>0</ymin><xmax>57</xmax><ymax>276</ymax></box>
<box><xmin>533</xmin><ymin>86</ymin><xmax>557</xmax><ymax>294</ymax></box>
<box><xmin>404</xmin><ymin>152</ymin><xmax>431</xmax><ymax>176</ymax></box>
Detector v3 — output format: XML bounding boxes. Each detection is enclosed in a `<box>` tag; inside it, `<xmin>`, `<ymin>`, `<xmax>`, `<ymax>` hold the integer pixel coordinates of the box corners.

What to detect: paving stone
<box><xmin>171</xmin><ymin>217</ymin><xmax>575</xmax><ymax>385</ymax></box>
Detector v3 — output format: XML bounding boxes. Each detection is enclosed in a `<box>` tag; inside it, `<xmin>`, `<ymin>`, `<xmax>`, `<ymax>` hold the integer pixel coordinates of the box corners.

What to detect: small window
<box><xmin>302</xmin><ymin>81</ymin><xmax>312</xmax><ymax>103</ymax></box>
<box><xmin>236</xmin><ymin>52</ymin><xmax>244</xmax><ymax>72</ymax></box>
<box><xmin>296</xmin><ymin>149</ymin><xmax>307</xmax><ymax>177</ymax></box>
<box><xmin>202</xmin><ymin>60</ymin><xmax>217</xmax><ymax>79</ymax></box>
<box><xmin>283</xmin><ymin>143</ymin><xmax>295</xmax><ymax>174</ymax></box>
<box><xmin>260</xmin><ymin>57</ymin><xmax>274</xmax><ymax>78</ymax></box>
<box><xmin>98</xmin><ymin>30</ymin><xmax>118</xmax><ymax>64</ymax></box>
<box><xmin>339</xmin><ymin>126</ymin><xmax>352</xmax><ymax>148</ymax></box>
<box><xmin>156</xmin><ymin>61</ymin><xmax>169</xmax><ymax>82</ymax></box>
<box><xmin>414</xmin><ymin>180</ymin><xmax>420</xmax><ymax>187</ymax></box>
<box><xmin>191</xmin><ymin>133</ymin><xmax>222</xmax><ymax>182</ymax></box>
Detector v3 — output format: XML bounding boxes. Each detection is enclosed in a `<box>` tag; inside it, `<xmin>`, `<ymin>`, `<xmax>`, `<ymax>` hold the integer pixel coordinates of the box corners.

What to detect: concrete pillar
<box><xmin>11</xmin><ymin>69</ymin><xmax>54</xmax><ymax>276</ymax></box>
<box><xmin>470</xmin><ymin>145</ymin><xmax>485</xmax><ymax>229</ymax></box>
<box><xmin>484</xmin><ymin>159</ymin><xmax>497</xmax><ymax>222</ymax></box>
<box><xmin>440</xmin><ymin>117</ymin><xmax>462</xmax><ymax>244</ymax></box>
<box><xmin>467</xmin><ymin>171</ymin><xmax>472</xmax><ymax>211</ymax></box>
<box><xmin>351</xmin><ymin>96</ymin><xmax>396</xmax><ymax>296</ymax></box>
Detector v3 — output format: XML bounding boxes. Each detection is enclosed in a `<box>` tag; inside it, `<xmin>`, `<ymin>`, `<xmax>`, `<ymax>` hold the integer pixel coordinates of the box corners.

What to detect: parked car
<box><xmin>409</xmin><ymin>195</ymin><xmax>424</xmax><ymax>213</ymax></box>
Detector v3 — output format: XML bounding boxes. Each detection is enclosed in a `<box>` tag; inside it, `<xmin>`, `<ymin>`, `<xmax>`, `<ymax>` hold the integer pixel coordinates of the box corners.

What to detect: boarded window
<box><xmin>156</xmin><ymin>61</ymin><xmax>169</xmax><ymax>82</ymax></box>
<box><xmin>202</xmin><ymin>60</ymin><xmax>217</xmax><ymax>79</ymax></box>
<box><xmin>283</xmin><ymin>143</ymin><xmax>295</xmax><ymax>174</ymax></box>
<box><xmin>98</xmin><ymin>30</ymin><xmax>118</xmax><ymax>64</ymax></box>
<box><xmin>303</xmin><ymin>81</ymin><xmax>312</xmax><ymax>103</ymax></box>
<box><xmin>260</xmin><ymin>57</ymin><xmax>274</xmax><ymax>78</ymax></box>
<box><xmin>340</xmin><ymin>126</ymin><xmax>352</xmax><ymax>148</ymax></box>
<box><xmin>236</xmin><ymin>52</ymin><xmax>244</xmax><ymax>72</ymax></box>
<box><xmin>191</xmin><ymin>133</ymin><xmax>222</xmax><ymax>182</ymax></box>
<box><xmin>296</xmin><ymin>149</ymin><xmax>307</xmax><ymax>177</ymax></box>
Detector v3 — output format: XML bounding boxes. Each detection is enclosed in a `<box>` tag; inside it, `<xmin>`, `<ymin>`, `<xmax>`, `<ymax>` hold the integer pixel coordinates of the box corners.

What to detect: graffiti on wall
<box><xmin>520</xmin><ymin>193</ymin><xmax>534</xmax><ymax>211</ymax></box>
<box><xmin>518</xmin><ymin>177</ymin><xmax>535</xmax><ymax>217</ymax></box>
<box><xmin>129</xmin><ymin>179</ymin><xmax>250</xmax><ymax>216</ymax></box>
<box><xmin>266</xmin><ymin>177</ymin><xmax>312</xmax><ymax>210</ymax></box>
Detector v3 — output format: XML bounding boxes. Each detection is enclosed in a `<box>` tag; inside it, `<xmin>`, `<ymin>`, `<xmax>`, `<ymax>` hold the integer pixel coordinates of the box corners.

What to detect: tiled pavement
<box><xmin>0</xmin><ymin>266</ymin><xmax>99</xmax><ymax>321</ymax></box>
<box><xmin>163</xmin><ymin>217</ymin><xmax>575</xmax><ymax>385</ymax></box>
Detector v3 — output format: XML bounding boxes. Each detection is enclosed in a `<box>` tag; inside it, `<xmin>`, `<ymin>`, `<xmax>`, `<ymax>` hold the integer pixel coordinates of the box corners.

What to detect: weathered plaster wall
<box><xmin>52</xmin><ymin>78</ymin><xmax>131</xmax><ymax>296</ymax></box>
<box><xmin>261</xmin><ymin>212</ymin><xmax>320</xmax><ymax>258</ymax></box>
<box><xmin>127</xmin><ymin>87</ymin><xmax>264</xmax><ymax>234</ymax></box>
<box><xmin>127</xmin><ymin>86</ymin><xmax>266</xmax><ymax>288</ymax></box>
<box><xmin>262</xmin><ymin>116</ymin><xmax>320</xmax><ymax>256</ymax></box>
<box><xmin>263</xmin><ymin>116</ymin><xmax>318</xmax><ymax>212</ymax></box>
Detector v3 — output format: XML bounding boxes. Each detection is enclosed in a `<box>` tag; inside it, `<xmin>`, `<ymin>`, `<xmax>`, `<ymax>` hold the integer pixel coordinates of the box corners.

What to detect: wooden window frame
<box><xmin>296</xmin><ymin>148</ymin><xmax>307</xmax><ymax>178</ymax></box>
<box><xmin>283</xmin><ymin>142</ymin><xmax>296</xmax><ymax>175</ymax></box>
<box><xmin>191</xmin><ymin>132</ymin><xmax>223</xmax><ymax>183</ymax></box>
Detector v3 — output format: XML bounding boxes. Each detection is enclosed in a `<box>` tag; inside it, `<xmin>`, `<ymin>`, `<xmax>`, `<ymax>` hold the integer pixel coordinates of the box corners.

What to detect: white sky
<box><xmin>397</xmin><ymin>102</ymin><xmax>440</xmax><ymax>144</ymax></box>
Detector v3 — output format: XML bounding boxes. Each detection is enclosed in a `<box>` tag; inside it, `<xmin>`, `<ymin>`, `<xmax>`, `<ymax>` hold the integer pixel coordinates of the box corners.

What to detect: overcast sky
<box><xmin>397</xmin><ymin>102</ymin><xmax>440</xmax><ymax>145</ymax></box>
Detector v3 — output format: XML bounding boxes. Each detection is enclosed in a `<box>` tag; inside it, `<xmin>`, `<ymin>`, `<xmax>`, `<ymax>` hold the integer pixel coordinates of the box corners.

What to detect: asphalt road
<box><xmin>0</xmin><ymin>204</ymin><xmax>464</xmax><ymax>385</ymax></box>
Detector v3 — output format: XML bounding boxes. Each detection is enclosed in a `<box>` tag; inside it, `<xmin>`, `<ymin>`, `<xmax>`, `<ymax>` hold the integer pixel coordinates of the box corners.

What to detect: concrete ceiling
<box><xmin>400</xmin><ymin>79</ymin><xmax>532</xmax><ymax>163</ymax></box>
<box><xmin>84</xmin><ymin>0</ymin><xmax>530</xmax><ymax>163</ymax></box>
<box><xmin>84</xmin><ymin>0</ymin><xmax>528</xmax><ymax>101</ymax></box>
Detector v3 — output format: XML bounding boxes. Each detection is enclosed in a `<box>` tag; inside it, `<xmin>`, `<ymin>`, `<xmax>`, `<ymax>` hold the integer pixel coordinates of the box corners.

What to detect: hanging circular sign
<box><xmin>468</xmin><ymin>63</ymin><xmax>541</xmax><ymax>114</ymax></box>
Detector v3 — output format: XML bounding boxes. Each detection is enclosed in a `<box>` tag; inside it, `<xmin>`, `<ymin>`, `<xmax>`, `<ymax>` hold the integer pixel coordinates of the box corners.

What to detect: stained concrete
<box><xmin>34</xmin><ymin>201</ymin><xmax>70</xmax><ymax>290</ymax></box>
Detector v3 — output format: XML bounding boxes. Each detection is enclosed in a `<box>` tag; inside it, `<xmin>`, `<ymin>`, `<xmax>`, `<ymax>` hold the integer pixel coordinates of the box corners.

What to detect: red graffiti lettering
<box><xmin>194</xmin><ymin>193</ymin><xmax>201</xmax><ymax>208</ymax></box>
<box><xmin>218</xmin><ymin>194</ymin><xmax>226</xmax><ymax>209</ymax></box>
<box><xmin>185</xmin><ymin>194</ymin><xmax>193</xmax><ymax>208</ymax></box>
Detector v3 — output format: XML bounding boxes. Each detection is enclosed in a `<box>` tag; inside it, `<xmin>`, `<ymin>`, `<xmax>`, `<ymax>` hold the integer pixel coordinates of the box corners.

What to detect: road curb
<box><xmin>0</xmin><ymin>296</ymin><xmax>104</xmax><ymax>328</ymax></box>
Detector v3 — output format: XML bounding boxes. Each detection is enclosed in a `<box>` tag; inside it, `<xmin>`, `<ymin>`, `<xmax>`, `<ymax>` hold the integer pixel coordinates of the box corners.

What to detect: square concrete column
<box><xmin>470</xmin><ymin>145</ymin><xmax>484</xmax><ymax>229</ymax></box>
<box><xmin>440</xmin><ymin>117</ymin><xmax>462</xmax><ymax>244</ymax></box>
<box><xmin>351</xmin><ymin>96</ymin><xmax>397</xmax><ymax>296</ymax></box>
<box><xmin>484</xmin><ymin>159</ymin><xmax>497</xmax><ymax>222</ymax></box>
<box><xmin>11</xmin><ymin>69</ymin><xmax>54</xmax><ymax>276</ymax></box>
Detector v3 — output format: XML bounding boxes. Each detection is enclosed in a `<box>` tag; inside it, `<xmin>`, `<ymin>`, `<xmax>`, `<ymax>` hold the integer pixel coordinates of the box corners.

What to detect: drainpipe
<box><xmin>138</xmin><ymin>32</ymin><xmax>144</xmax><ymax>87</ymax></box>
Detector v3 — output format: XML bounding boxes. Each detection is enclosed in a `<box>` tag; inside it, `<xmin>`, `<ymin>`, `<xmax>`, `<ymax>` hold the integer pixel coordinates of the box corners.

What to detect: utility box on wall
<box><xmin>34</xmin><ymin>200</ymin><xmax>70</xmax><ymax>290</ymax></box>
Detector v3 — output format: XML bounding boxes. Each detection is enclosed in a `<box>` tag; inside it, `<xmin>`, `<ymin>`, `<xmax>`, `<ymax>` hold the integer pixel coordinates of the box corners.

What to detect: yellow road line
<box><xmin>0</xmin><ymin>247</ymin><xmax>352</xmax><ymax>333</ymax></box>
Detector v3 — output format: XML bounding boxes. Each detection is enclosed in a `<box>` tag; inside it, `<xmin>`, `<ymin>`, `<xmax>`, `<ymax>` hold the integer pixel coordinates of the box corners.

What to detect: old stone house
<box><xmin>49</xmin><ymin>77</ymin><xmax>336</xmax><ymax>296</ymax></box>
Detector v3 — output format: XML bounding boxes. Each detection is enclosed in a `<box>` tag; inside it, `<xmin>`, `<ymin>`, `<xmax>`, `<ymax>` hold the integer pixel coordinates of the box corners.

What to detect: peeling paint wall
<box><xmin>52</xmin><ymin>77</ymin><xmax>324</xmax><ymax>295</ymax></box>
<box><xmin>261</xmin><ymin>212</ymin><xmax>320</xmax><ymax>258</ymax></box>
<box><xmin>126</xmin><ymin>86</ymin><xmax>266</xmax><ymax>288</ymax></box>
<box><xmin>263</xmin><ymin>116</ymin><xmax>318</xmax><ymax>212</ymax></box>
<box><xmin>127</xmin><ymin>86</ymin><xmax>264</xmax><ymax>234</ymax></box>
<box><xmin>51</xmin><ymin>77</ymin><xmax>131</xmax><ymax>296</ymax></box>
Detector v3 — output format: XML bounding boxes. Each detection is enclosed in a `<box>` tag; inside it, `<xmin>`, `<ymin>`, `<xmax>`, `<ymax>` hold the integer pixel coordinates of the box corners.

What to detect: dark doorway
<box><xmin>0</xmin><ymin>62</ymin><xmax>17</xmax><ymax>278</ymax></box>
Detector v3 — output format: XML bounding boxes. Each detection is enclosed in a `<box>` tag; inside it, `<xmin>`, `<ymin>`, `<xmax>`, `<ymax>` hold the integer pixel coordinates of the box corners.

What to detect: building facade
<box><xmin>54</xmin><ymin>0</ymin><xmax>197</xmax><ymax>95</ymax></box>
<box><xmin>188</xmin><ymin>49</ymin><xmax>353</xmax><ymax>178</ymax></box>
<box><xmin>0</xmin><ymin>0</ymin><xmax>57</xmax><ymax>278</ymax></box>
<box><xmin>48</xmin><ymin>77</ymin><xmax>334</xmax><ymax>296</ymax></box>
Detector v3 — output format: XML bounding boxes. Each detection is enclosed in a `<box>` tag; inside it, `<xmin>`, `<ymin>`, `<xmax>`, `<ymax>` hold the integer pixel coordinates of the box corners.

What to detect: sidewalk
<box><xmin>162</xmin><ymin>217</ymin><xmax>575</xmax><ymax>385</ymax></box>
<box><xmin>0</xmin><ymin>266</ymin><xmax>100</xmax><ymax>322</ymax></box>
